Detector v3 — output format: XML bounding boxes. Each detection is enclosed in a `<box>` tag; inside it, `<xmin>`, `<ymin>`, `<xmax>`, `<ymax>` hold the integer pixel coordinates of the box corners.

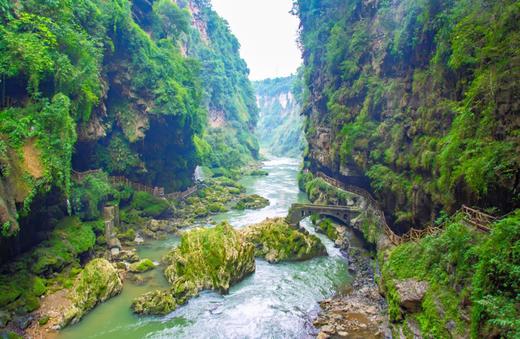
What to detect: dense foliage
<box><xmin>295</xmin><ymin>0</ymin><xmax>520</xmax><ymax>229</ymax></box>
<box><xmin>0</xmin><ymin>0</ymin><xmax>260</xmax><ymax>240</ymax></box>
<box><xmin>0</xmin><ymin>0</ymin><xmax>208</xmax><ymax>235</ymax></box>
<box><xmin>254</xmin><ymin>74</ymin><xmax>306</xmax><ymax>157</ymax></box>
<box><xmin>381</xmin><ymin>210</ymin><xmax>520</xmax><ymax>338</ymax></box>
<box><xmin>187</xmin><ymin>0</ymin><xmax>259</xmax><ymax>169</ymax></box>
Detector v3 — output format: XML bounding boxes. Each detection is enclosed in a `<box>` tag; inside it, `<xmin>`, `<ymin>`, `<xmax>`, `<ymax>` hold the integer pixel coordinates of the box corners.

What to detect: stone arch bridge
<box><xmin>286</xmin><ymin>203</ymin><xmax>362</xmax><ymax>228</ymax></box>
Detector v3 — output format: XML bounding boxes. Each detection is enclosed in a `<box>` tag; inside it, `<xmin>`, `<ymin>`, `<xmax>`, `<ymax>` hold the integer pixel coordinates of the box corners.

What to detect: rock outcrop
<box><xmin>132</xmin><ymin>223</ymin><xmax>255</xmax><ymax>315</ymax></box>
<box><xmin>25</xmin><ymin>258</ymin><xmax>122</xmax><ymax>337</ymax></box>
<box><xmin>394</xmin><ymin>279</ymin><xmax>428</xmax><ymax>313</ymax></box>
<box><xmin>242</xmin><ymin>217</ymin><xmax>326</xmax><ymax>263</ymax></box>
<box><xmin>313</xmin><ymin>246</ymin><xmax>389</xmax><ymax>339</ymax></box>
<box><xmin>63</xmin><ymin>259</ymin><xmax>123</xmax><ymax>326</ymax></box>
<box><xmin>128</xmin><ymin>259</ymin><xmax>155</xmax><ymax>274</ymax></box>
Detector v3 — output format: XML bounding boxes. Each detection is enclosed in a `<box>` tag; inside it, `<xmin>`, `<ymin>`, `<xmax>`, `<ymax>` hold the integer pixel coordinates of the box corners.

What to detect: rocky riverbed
<box><xmin>313</xmin><ymin>231</ymin><xmax>390</xmax><ymax>339</ymax></box>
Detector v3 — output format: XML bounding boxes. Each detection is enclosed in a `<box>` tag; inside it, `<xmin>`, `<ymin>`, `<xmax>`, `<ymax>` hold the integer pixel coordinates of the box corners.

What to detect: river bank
<box><xmin>54</xmin><ymin>157</ymin><xmax>352</xmax><ymax>339</ymax></box>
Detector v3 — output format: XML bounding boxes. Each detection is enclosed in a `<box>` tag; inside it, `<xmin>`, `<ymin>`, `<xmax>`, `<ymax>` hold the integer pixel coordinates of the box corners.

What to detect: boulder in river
<box><xmin>62</xmin><ymin>259</ymin><xmax>123</xmax><ymax>326</ymax></box>
<box><xmin>132</xmin><ymin>223</ymin><xmax>255</xmax><ymax>315</ymax></box>
<box><xmin>128</xmin><ymin>259</ymin><xmax>155</xmax><ymax>273</ymax></box>
<box><xmin>241</xmin><ymin>217</ymin><xmax>326</xmax><ymax>263</ymax></box>
<box><xmin>131</xmin><ymin>290</ymin><xmax>178</xmax><ymax>315</ymax></box>
<box><xmin>233</xmin><ymin>194</ymin><xmax>270</xmax><ymax>210</ymax></box>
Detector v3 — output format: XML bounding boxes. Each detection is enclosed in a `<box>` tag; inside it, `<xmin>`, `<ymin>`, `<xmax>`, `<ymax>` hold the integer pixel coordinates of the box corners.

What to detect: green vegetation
<box><xmin>295</xmin><ymin>0</ymin><xmax>520</xmax><ymax>228</ymax></box>
<box><xmin>129</xmin><ymin>259</ymin><xmax>155</xmax><ymax>273</ymax></box>
<box><xmin>176</xmin><ymin>177</ymin><xmax>250</xmax><ymax>219</ymax></box>
<box><xmin>242</xmin><ymin>218</ymin><xmax>326</xmax><ymax>263</ymax></box>
<box><xmin>0</xmin><ymin>214</ymin><xmax>108</xmax><ymax>322</ymax></box>
<box><xmin>381</xmin><ymin>210</ymin><xmax>520</xmax><ymax>338</ymax></box>
<box><xmin>71</xmin><ymin>172</ymin><xmax>117</xmax><ymax>220</ymax></box>
<box><xmin>298</xmin><ymin>170</ymin><xmax>355</xmax><ymax>206</ymax></box>
<box><xmin>0</xmin><ymin>0</ymin><xmax>206</xmax><ymax>229</ymax></box>
<box><xmin>254</xmin><ymin>74</ymin><xmax>306</xmax><ymax>157</ymax></box>
<box><xmin>63</xmin><ymin>258</ymin><xmax>123</xmax><ymax>326</ymax></box>
<box><xmin>0</xmin><ymin>0</ymin><xmax>260</xmax><ymax>239</ymax></box>
<box><xmin>233</xmin><ymin>194</ymin><xmax>269</xmax><ymax>210</ymax></box>
<box><xmin>187</xmin><ymin>1</ymin><xmax>259</xmax><ymax>170</ymax></box>
<box><xmin>249</xmin><ymin>169</ymin><xmax>268</xmax><ymax>176</ymax></box>
<box><xmin>130</xmin><ymin>192</ymin><xmax>172</xmax><ymax>219</ymax></box>
<box><xmin>132</xmin><ymin>223</ymin><xmax>255</xmax><ymax>315</ymax></box>
<box><xmin>31</xmin><ymin>217</ymin><xmax>96</xmax><ymax>275</ymax></box>
<box><xmin>314</xmin><ymin>218</ymin><xmax>339</xmax><ymax>241</ymax></box>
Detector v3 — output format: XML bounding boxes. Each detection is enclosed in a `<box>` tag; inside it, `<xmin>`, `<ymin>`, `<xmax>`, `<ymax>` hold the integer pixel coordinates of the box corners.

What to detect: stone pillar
<box><xmin>103</xmin><ymin>204</ymin><xmax>120</xmax><ymax>250</ymax></box>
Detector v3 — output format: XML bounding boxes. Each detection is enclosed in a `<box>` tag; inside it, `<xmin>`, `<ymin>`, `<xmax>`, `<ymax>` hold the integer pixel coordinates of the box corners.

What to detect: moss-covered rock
<box><xmin>242</xmin><ymin>217</ymin><xmax>326</xmax><ymax>263</ymax></box>
<box><xmin>380</xmin><ymin>211</ymin><xmax>520</xmax><ymax>338</ymax></box>
<box><xmin>131</xmin><ymin>290</ymin><xmax>178</xmax><ymax>315</ymax></box>
<box><xmin>131</xmin><ymin>192</ymin><xmax>172</xmax><ymax>219</ymax></box>
<box><xmin>208</xmin><ymin>202</ymin><xmax>228</xmax><ymax>213</ymax></box>
<box><xmin>128</xmin><ymin>259</ymin><xmax>155</xmax><ymax>273</ymax></box>
<box><xmin>234</xmin><ymin>194</ymin><xmax>269</xmax><ymax>210</ymax></box>
<box><xmin>117</xmin><ymin>228</ymin><xmax>136</xmax><ymax>242</ymax></box>
<box><xmin>132</xmin><ymin>223</ymin><xmax>255</xmax><ymax>315</ymax></box>
<box><xmin>62</xmin><ymin>259</ymin><xmax>123</xmax><ymax>326</ymax></box>
<box><xmin>163</xmin><ymin>223</ymin><xmax>255</xmax><ymax>293</ymax></box>
<box><xmin>30</xmin><ymin>217</ymin><xmax>96</xmax><ymax>275</ymax></box>
<box><xmin>250</xmin><ymin>169</ymin><xmax>268</xmax><ymax>176</ymax></box>
<box><xmin>315</xmin><ymin>218</ymin><xmax>339</xmax><ymax>241</ymax></box>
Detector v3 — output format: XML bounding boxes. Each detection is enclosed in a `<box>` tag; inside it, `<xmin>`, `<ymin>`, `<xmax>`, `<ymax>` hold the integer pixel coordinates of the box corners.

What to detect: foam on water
<box><xmin>59</xmin><ymin>157</ymin><xmax>351</xmax><ymax>339</ymax></box>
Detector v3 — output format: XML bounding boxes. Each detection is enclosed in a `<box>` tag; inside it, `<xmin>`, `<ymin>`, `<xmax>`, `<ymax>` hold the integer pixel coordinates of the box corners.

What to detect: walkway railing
<box><xmin>310</xmin><ymin>170</ymin><xmax>501</xmax><ymax>245</ymax></box>
<box><xmin>72</xmin><ymin>169</ymin><xmax>196</xmax><ymax>200</ymax></box>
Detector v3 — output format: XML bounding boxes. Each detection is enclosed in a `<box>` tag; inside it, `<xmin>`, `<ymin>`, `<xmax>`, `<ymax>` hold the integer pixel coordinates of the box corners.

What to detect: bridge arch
<box><xmin>286</xmin><ymin>204</ymin><xmax>361</xmax><ymax>228</ymax></box>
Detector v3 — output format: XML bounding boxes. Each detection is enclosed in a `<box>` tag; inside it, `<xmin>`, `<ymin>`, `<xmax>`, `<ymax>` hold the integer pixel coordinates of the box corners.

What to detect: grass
<box><xmin>380</xmin><ymin>210</ymin><xmax>520</xmax><ymax>338</ymax></box>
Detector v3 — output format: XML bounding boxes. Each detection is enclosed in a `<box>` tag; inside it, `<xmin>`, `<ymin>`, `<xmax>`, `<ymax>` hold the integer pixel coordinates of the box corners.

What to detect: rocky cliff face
<box><xmin>0</xmin><ymin>0</ymin><xmax>256</xmax><ymax>259</ymax></box>
<box><xmin>254</xmin><ymin>75</ymin><xmax>306</xmax><ymax>157</ymax></box>
<box><xmin>295</xmin><ymin>0</ymin><xmax>520</xmax><ymax>231</ymax></box>
<box><xmin>185</xmin><ymin>0</ymin><xmax>260</xmax><ymax>169</ymax></box>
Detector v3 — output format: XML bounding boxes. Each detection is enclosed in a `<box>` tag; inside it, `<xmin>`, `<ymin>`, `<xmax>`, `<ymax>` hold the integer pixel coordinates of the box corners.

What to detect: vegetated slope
<box><xmin>0</xmin><ymin>0</ymin><xmax>257</xmax><ymax>259</ymax></box>
<box><xmin>294</xmin><ymin>0</ymin><xmax>519</xmax><ymax>231</ymax></box>
<box><xmin>254</xmin><ymin>75</ymin><xmax>306</xmax><ymax>158</ymax></box>
<box><xmin>294</xmin><ymin>0</ymin><xmax>520</xmax><ymax>337</ymax></box>
<box><xmin>187</xmin><ymin>0</ymin><xmax>260</xmax><ymax>170</ymax></box>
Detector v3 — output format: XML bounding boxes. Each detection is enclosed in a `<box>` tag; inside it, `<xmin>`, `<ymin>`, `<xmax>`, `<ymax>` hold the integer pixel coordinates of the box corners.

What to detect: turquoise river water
<box><xmin>59</xmin><ymin>157</ymin><xmax>351</xmax><ymax>339</ymax></box>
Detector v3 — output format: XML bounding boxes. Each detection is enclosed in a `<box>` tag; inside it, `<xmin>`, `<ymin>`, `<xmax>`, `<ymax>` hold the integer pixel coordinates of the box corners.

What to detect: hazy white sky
<box><xmin>210</xmin><ymin>0</ymin><xmax>302</xmax><ymax>81</ymax></box>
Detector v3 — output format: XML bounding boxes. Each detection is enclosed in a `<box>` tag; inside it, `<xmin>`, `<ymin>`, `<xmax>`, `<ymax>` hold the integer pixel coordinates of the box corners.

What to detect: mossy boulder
<box><xmin>128</xmin><ymin>259</ymin><xmax>155</xmax><ymax>273</ymax></box>
<box><xmin>117</xmin><ymin>228</ymin><xmax>136</xmax><ymax>242</ymax></box>
<box><xmin>242</xmin><ymin>217</ymin><xmax>326</xmax><ymax>263</ymax></box>
<box><xmin>131</xmin><ymin>192</ymin><xmax>172</xmax><ymax>218</ymax></box>
<box><xmin>316</xmin><ymin>218</ymin><xmax>339</xmax><ymax>241</ymax></box>
<box><xmin>234</xmin><ymin>194</ymin><xmax>269</xmax><ymax>210</ymax></box>
<box><xmin>30</xmin><ymin>217</ymin><xmax>96</xmax><ymax>275</ymax></box>
<box><xmin>131</xmin><ymin>290</ymin><xmax>177</xmax><ymax>315</ymax></box>
<box><xmin>208</xmin><ymin>202</ymin><xmax>228</xmax><ymax>213</ymax></box>
<box><xmin>132</xmin><ymin>223</ymin><xmax>255</xmax><ymax>315</ymax></box>
<box><xmin>62</xmin><ymin>259</ymin><xmax>123</xmax><ymax>326</ymax></box>
<box><xmin>250</xmin><ymin>169</ymin><xmax>268</xmax><ymax>176</ymax></box>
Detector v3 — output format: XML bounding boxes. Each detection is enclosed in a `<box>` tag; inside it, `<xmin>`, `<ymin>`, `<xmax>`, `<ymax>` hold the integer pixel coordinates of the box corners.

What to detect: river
<box><xmin>59</xmin><ymin>157</ymin><xmax>351</xmax><ymax>339</ymax></box>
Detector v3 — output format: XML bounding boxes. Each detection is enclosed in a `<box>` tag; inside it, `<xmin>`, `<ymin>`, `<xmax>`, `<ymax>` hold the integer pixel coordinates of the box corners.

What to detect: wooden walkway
<box><xmin>311</xmin><ymin>171</ymin><xmax>499</xmax><ymax>245</ymax></box>
<box><xmin>72</xmin><ymin>170</ymin><xmax>197</xmax><ymax>200</ymax></box>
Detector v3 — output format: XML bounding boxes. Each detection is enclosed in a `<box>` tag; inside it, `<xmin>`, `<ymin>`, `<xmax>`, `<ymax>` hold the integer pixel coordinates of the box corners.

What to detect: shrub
<box><xmin>131</xmin><ymin>192</ymin><xmax>172</xmax><ymax>218</ymax></box>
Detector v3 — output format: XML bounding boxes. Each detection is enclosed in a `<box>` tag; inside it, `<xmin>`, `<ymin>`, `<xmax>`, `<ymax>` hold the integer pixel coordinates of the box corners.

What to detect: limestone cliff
<box><xmin>295</xmin><ymin>0</ymin><xmax>520</xmax><ymax>232</ymax></box>
<box><xmin>0</xmin><ymin>0</ymin><xmax>256</xmax><ymax>260</ymax></box>
<box><xmin>254</xmin><ymin>75</ymin><xmax>306</xmax><ymax>157</ymax></box>
<box><xmin>185</xmin><ymin>0</ymin><xmax>260</xmax><ymax>169</ymax></box>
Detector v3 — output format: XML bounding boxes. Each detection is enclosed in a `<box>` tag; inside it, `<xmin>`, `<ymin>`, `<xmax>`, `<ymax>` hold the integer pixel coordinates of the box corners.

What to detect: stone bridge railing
<box><xmin>286</xmin><ymin>203</ymin><xmax>362</xmax><ymax>228</ymax></box>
